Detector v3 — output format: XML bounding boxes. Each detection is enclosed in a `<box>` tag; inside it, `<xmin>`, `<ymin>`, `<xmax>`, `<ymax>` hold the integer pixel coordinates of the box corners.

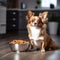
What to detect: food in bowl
<box><xmin>9</xmin><ymin>40</ymin><xmax>30</xmax><ymax>52</ymax></box>
<box><xmin>10</xmin><ymin>40</ymin><xmax>29</xmax><ymax>44</ymax></box>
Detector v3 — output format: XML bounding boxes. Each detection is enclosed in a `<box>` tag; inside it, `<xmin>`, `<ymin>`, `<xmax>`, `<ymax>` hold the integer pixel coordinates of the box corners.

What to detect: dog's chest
<box><xmin>30</xmin><ymin>26</ymin><xmax>41</xmax><ymax>40</ymax></box>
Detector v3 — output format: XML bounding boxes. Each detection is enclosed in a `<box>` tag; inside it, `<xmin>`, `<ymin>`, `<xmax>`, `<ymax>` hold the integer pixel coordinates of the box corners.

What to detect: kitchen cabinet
<box><xmin>6</xmin><ymin>9</ymin><xmax>60</xmax><ymax>35</ymax></box>
<box><xmin>7</xmin><ymin>0</ymin><xmax>18</xmax><ymax>8</ymax></box>
<box><xmin>19</xmin><ymin>11</ymin><xmax>27</xmax><ymax>31</ymax></box>
<box><xmin>6</xmin><ymin>10</ymin><xmax>19</xmax><ymax>34</ymax></box>
<box><xmin>0</xmin><ymin>6</ymin><xmax>6</xmax><ymax>34</ymax></box>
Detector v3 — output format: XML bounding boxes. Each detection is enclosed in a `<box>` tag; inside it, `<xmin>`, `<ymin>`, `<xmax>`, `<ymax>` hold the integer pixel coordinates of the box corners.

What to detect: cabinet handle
<box><xmin>12</xmin><ymin>24</ymin><xmax>16</xmax><ymax>27</ymax></box>
<box><xmin>13</xmin><ymin>12</ymin><xmax>16</xmax><ymax>15</ymax></box>
<box><xmin>0</xmin><ymin>24</ymin><xmax>6</xmax><ymax>26</ymax></box>
<box><xmin>13</xmin><ymin>18</ymin><xmax>16</xmax><ymax>21</ymax></box>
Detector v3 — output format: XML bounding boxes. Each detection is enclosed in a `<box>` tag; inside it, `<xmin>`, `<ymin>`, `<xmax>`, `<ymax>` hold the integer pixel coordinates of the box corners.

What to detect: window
<box><xmin>41</xmin><ymin>0</ymin><xmax>57</xmax><ymax>7</ymax></box>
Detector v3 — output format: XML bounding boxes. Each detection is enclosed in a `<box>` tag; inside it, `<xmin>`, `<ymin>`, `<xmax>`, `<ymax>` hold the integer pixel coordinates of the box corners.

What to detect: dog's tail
<box><xmin>49</xmin><ymin>39</ymin><xmax>60</xmax><ymax>50</ymax></box>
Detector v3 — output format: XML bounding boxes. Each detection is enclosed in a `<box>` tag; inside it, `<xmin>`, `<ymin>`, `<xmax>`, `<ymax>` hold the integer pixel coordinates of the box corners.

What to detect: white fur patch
<box><xmin>33</xmin><ymin>37</ymin><xmax>44</xmax><ymax>46</ymax></box>
<box><xmin>30</xmin><ymin>26</ymin><xmax>41</xmax><ymax>40</ymax></box>
<box><xmin>30</xmin><ymin>26</ymin><xmax>44</xmax><ymax>46</ymax></box>
<box><xmin>38</xmin><ymin>37</ymin><xmax>44</xmax><ymax>40</ymax></box>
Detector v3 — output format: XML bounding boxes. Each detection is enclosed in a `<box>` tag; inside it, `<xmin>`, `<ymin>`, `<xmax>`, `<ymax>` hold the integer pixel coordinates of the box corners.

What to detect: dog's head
<box><xmin>26</xmin><ymin>10</ymin><xmax>48</xmax><ymax>28</ymax></box>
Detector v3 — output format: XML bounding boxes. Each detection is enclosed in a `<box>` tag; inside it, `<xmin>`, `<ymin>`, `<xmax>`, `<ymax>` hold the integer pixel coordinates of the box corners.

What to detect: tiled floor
<box><xmin>0</xmin><ymin>33</ymin><xmax>60</xmax><ymax>60</ymax></box>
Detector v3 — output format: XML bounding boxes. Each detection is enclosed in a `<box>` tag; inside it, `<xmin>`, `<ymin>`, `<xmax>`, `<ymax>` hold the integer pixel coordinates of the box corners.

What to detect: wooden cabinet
<box><xmin>7</xmin><ymin>0</ymin><xmax>18</xmax><ymax>8</ymax></box>
<box><xmin>6</xmin><ymin>10</ymin><xmax>19</xmax><ymax>34</ymax></box>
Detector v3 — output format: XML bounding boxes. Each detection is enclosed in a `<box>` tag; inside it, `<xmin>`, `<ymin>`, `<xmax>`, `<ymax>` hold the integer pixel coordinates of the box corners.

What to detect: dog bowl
<box><xmin>9</xmin><ymin>40</ymin><xmax>30</xmax><ymax>52</ymax></box>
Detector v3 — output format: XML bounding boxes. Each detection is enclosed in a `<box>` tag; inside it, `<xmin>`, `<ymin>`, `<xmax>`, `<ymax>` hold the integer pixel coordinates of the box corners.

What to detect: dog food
<box><xmin>10</xmin><ymin>40</ymin><xmax>29</xmax><ymax>44</ymax></box>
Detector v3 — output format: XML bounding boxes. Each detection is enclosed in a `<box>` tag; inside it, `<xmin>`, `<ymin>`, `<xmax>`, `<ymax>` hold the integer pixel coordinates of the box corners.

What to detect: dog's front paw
<box><xmin>41</xmin><ymin>49</ymin><xmax>45</xmax><ymax>53</ymax></box>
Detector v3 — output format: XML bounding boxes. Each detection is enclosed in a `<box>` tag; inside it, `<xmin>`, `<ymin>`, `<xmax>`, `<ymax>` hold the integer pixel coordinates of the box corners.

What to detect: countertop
<box><xmin>7</xmin><ymin>7</ymin><xmax>60</xmax><ymax>11</ymax></box>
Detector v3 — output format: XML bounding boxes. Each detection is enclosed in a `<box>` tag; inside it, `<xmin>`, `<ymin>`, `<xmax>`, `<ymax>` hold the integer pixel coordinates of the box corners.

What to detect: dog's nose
<box><xmin>34</xmin><ymin>23</ymin><xmax>37</xmax><ymax>25</ymax></box>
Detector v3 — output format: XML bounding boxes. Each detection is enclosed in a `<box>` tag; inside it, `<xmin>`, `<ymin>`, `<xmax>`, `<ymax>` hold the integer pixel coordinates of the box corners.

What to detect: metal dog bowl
<box><xmin>9</xmin><ymin>43</ymin><xmax>30</xmax><ymax>52</ymax></box>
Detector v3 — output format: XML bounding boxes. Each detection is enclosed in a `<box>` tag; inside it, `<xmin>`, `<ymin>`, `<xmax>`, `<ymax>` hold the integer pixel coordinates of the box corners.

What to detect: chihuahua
<box><xmin>26</xmin><ymin>10</ymin><xmax>60</xmax><ymax>52</ymax></box>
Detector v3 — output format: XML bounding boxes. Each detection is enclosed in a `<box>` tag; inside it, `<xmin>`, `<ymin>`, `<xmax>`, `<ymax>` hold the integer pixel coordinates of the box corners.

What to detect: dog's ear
<box><xmin>39</xmin><ymin>11</ymin><xmax>48</xmax><ymax>23</ymax></box>
<box><xmin>26</xmin><ymin>10</ymin><xmax>34</xmax><ymax>21</ymax></box>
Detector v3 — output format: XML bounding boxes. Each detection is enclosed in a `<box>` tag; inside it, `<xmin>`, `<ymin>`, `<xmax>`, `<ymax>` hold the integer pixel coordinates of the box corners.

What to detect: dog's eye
<box><xmin>32</xmin><ymin>20</ymin><xmax>34</xmax><ymax>22</ymax></box>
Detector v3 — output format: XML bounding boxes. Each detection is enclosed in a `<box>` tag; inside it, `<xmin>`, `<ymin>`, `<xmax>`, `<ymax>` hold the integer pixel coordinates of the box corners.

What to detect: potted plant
<box><xmin>36</xmin><ymin>0</ymin><xmax>41</xmax><ymax>5</ymax></box>
<box><xmin>36</xmin><ymin>0</ymin><xmax>41</xmax><ymax>8</ymax></box>
<box><xmin>48</xmin><ymin>13</ymin><xmax>60</xmax><ymax>35</ymax></box>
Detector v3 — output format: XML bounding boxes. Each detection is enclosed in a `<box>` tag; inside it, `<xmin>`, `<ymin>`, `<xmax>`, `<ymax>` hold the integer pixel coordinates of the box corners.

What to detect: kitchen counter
<box><xmin>7</xmin><ymin>8</ymin><xmax>60</xmax><ymax>11</ymax></box>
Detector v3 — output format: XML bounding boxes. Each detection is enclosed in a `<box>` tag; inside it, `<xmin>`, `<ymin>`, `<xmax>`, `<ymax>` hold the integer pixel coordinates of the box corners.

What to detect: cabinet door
<box><xmin>0</xmin><ymin>24</ymin><xmax>6</xmax><ymax>34</ymax></box>
<box><xmin>0</xmin><ymin>6</ymin><xmax>6</xmax><ymax>34</ymax></box>
<box><xmin>19</xmin><ymin>11</ymin><xmax>27</xmax><ymax>30</ymax></box>
<box><xmin>6</xmin><ymin>10</ymin><xmax>19</xmax><ymax>33</ymax></box>
<box><xmin>0</xmin><ymin>6</ymin><xmax>6</xmax><ymax>24</ymax></box>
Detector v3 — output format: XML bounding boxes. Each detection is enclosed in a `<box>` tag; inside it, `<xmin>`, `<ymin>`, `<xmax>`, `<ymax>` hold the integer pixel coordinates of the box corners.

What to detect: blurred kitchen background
<box><xmin>0</xmin><ymin>0</ymin><xmax>60</xmax><ymax>38</ymax></box>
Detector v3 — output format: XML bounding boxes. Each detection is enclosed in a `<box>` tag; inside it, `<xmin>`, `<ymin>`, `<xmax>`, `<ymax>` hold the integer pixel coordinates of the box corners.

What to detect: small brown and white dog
<box><xmin>26</xmin><ymin>10</ymin><xmax>60</xmax><ymax>52</ymax></box>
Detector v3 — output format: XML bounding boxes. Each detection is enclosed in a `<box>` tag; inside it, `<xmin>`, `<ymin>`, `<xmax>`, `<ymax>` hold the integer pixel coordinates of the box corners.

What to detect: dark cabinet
<box><xmin>6</xmin><ymin>10</ymin><xmax>19</xmax><ymax>34</ymax></box>
<box><xmin>19</xmin><ymin>11</ymin><xmax>27</xmax><ymax>31</ymax></box>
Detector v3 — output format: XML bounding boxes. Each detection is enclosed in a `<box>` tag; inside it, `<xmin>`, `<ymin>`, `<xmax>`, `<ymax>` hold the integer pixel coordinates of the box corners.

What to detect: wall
<box><xmin>57</xmin><ymin>0</ymin><xmax>60</xmax><ymax>8</ymax></box>
<box><xmin>18</xmin><ymin>0</ymin><xmax>60</xmax><ymax>9</ymax></box>
<box><xmin>18</xmin><ymin>0</ymin><xmax>38</xmax><ymax>9</ymax></box>
<box><xmin>0</xmin><ymin>0</ymin><xmax>7</xmax><ymax>6</ymax></box>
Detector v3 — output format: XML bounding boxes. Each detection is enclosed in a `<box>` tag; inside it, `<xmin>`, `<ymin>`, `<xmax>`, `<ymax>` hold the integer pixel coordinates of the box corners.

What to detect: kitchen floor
<box><xmin>0</xmin><ymin>32</ymin><xmax>60</xmax><ymax>60</ymax></box>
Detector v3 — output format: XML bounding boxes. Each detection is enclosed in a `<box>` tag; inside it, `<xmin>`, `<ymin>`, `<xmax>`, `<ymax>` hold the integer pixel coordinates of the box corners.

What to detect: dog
<box><xmin>26</xmin><ymin>10</ymin><xmax>60</xmax><ymax>52</ymax></box>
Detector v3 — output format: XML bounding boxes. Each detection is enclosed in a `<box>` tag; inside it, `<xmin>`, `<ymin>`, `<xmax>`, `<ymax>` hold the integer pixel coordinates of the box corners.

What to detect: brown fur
<box><xmin>38</xmin><ymin>33</ymin><xmax>60</xmax><ymax>50</ymax></box>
